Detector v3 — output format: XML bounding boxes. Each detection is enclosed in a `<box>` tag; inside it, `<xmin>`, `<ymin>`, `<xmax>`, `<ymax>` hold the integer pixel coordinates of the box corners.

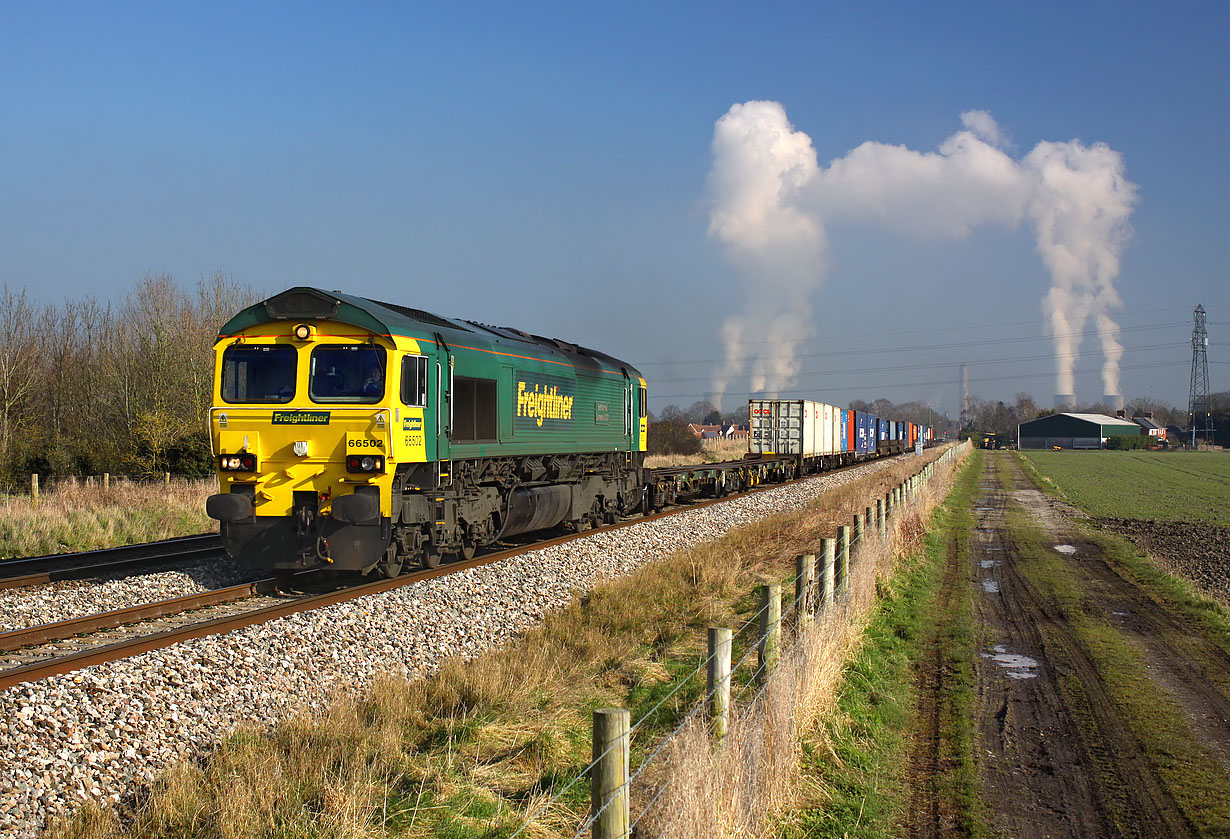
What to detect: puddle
<box><xmin>1112</xmin><ymin>611</ymin><xmax>1130</xmax><ymax>617</ymax></box>
<box><xmin>980</xmin><ymin>560</ymin><xmax>1001</xmax><ymax>568</ymax></box>
<box><xmin>975</xmin><ymin>506</ymin><xmax>993</xmax><ymax>512</ymax></box>
<box><xmin>1054</xmin><ymin>544</ymin><xmax>1077</xmax><ymax>555</ymax></box>
<box><xmin>984</xmin><ymin>546</ymin><xmax>1003</xmax><ymax>551</ymax></box>
<box><xmin>982</xmin><ymin>579</ymin><xmax>1000</xmax><ymax>592</ymax></box>
<box><xmin>981</xmin><ymin>644</ymin><xmax>1039</xmax><ymax>679</ymax></box>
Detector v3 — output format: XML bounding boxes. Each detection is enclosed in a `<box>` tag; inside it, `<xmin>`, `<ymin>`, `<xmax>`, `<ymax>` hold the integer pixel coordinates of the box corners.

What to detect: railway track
<box><xmin>0</xmin><ymin>451</ymin><xmax>928</xmax><ymax>691</ymax></box>
<box><xmin>0</xmin><ymin>532</ymin><xmax>223</xmax><ymax>591</ymax></box>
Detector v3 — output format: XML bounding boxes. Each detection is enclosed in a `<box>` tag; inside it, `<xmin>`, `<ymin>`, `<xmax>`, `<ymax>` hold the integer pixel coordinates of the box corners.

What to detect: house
<box><xmin>1132</xmin><ymin>413</ymin><xmax>1166</xmax><ymax>440</ymax></box>
<box><xmin>687</xmin><ymin>423</ymin><xmax>723</xmax><ymax>439</ymax></box>
<box><xmin>723</xmin><ymin>423</ymin><xmax>748</xmax><ymax>440</ymax></box>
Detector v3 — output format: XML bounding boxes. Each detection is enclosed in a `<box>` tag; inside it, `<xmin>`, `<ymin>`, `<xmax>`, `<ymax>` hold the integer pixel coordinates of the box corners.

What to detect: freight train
<box><xmin>206</xmin><ymin>287</ymin><xmax>934</xmax><ymax>577</ymax></box>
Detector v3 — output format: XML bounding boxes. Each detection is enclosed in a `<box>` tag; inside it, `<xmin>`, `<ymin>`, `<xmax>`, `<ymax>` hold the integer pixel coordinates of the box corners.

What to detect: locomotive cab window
<box><xmin>452</xmin><ymin>376</ymin><xmax>497</xmax><ymax>442</ymax></box>
<box><xmin>638</xmin><ymin>386</ymin><xmax>647</xmax><ymax>418</ymax></box>
<box><xmin>221</xmin><ymin>345</ymin><xmax>297</xmax><ymax>403</ymax></box>
<box><xmin>401</xmin><ymin>355</ymin><xmax>428</xmax><ymax>407</ymax></box>
<box><xmin>309</xmin><ymin>345</ymin><xmax>386</xmax><ymax>403</ymax></box>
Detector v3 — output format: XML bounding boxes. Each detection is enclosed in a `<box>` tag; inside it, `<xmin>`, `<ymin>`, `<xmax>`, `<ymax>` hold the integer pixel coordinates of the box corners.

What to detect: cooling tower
<box><xmin>1054</xmin><ymin>394</ymin><xmax>1076</xmax><ymax>410</ymax></box>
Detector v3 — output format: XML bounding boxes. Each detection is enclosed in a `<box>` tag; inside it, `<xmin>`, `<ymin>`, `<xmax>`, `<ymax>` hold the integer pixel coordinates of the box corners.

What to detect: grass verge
<box><xmin>50</xmin><ymin>450</ymin><xmax>961</xmax><ymax>839</ymax></box>
<box><xmin>0</xmin><ymin>480</ymin><xmax>215</xmax><ymax>557</ymax></box>
<box><xmin>786</xmin><ymin>449</ymin><xmax>984</xmax><ymax>838</ymax></box>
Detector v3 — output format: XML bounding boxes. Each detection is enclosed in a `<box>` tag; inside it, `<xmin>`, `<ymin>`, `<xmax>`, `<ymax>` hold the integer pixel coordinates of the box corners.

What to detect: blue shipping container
<box><xmin>840</xmin><ymin>410</ymin><xmax>849</xmax><ymax>451</ymax></box>
<box><xmin>855</xmin><ymin>412</ymin><xmax>872</xmax><ymax>454</ymax></box>
<box><xmin>878</xmin><ymin>418</ymin><xmax>888</xmax><ymax>441</ymax></box>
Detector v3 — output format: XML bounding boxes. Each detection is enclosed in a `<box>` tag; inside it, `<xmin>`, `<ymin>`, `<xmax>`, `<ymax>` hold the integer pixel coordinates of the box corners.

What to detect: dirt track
<box><xmin>910</xmin><ymin>452</ymin><xmax>1230</xmax><ymax>838</ymax></box>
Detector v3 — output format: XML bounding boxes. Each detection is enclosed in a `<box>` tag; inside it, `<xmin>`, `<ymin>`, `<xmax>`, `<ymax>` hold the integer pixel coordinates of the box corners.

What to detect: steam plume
<box><xmin>706</xmin><ymin>102</ymin><xmax>1137</xmax><ymax>407</ymax></box>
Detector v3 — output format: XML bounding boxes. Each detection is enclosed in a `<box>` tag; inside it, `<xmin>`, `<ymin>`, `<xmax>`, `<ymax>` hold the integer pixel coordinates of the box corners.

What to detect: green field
<box><xmin>1018</xmin><ymin>451</ymin><xmax>1230</xmax><ymax>524</ymax></box>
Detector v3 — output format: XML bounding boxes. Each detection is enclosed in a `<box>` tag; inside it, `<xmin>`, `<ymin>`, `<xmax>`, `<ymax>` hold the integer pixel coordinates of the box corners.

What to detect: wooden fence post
<box><xmin>30</xmin><ymin>474</ymin><xmax>38</xmax><ymax>507</ymax></box>
<box><xmin>853</xmin><ymin>512</ymin><xmax>864</xmax><ymax>558</ymax></box>
<box><xmin>592</xmin><ymin>708</ymin><xmax>630</xmax><ymax>839</ymax></box>
<box><xmin>758</xmin><ymin>582</ymin><xmax>781</xmax><ymax>677</ymax></box>
<box><xmin>795</xmin><ymin>554</ymin><xmax>814</xmax><ymax>629</ymax></box>
<box><xmin>821</xmin><ymin>538</ymin><xmax>835</xmax><ymax>610</ymax></box>
<box><xmin>103</xmin><ymin>473</ymin><xmax>110</xmax><ymax>492</ymax></box>
<box><xmin>164</xmin><ymin>472</ymin><xmax>170</xmax><ymax>486</ymax></box>
<box><xmin>876</xmin><ymin>498</ymin><xmax>884</xmax><ymax>535</ymax></box>
<box><xmin>837</xmin><ymin>525</ymin><xmax>850</xmax><ymax>596</ymax></box>
<box><xmin>707</xmin><ymin>627</ymin><xmax>732</xmax><ymax>742</ymax></box>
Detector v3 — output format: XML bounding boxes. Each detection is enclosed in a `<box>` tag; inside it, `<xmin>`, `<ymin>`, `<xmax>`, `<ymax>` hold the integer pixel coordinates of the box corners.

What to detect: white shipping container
<box><xmin>748</xmin><ymin>399</ymin><xmax>841</xmax><ymax>458</ymax></box>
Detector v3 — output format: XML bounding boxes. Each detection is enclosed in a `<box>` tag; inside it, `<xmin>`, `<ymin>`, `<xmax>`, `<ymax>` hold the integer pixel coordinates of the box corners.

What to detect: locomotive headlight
<box><xmin>293</xmin><ymin>440</ymin><xmax>309</xmax><ymax>457</ymax></box>
<box><xmin>345</xmin><ymin>454</ymin><xmax>385</xmax><ymax>473</ymax></box>
<box><xmin>220</xmin><ymin>454</ymin><xmax>258</xmax><ymax>472</ymax></box>
<box><xmin>293</xmin><ymin>323</ymin><xmax>314</xmax><ymax>341</ymax></box>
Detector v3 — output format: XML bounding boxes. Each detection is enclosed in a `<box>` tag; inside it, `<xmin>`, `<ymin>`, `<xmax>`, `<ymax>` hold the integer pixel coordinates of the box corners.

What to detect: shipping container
<box><xmin>748</xmin><ymin>399</ymin><xmax>842</xmax><ymax>459</ymax></box>
<box><xmin>840</xmin><ymin>409</ymin><xmax>849</xmax><ymax>452</ymax></box>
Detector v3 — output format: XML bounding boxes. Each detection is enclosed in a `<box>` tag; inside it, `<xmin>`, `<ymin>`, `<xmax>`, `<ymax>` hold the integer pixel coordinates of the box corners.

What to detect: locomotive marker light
<box><xmin>293</xmin><ymin>441</ymin><xmax>310</xmax><ymax>457</ymax></box>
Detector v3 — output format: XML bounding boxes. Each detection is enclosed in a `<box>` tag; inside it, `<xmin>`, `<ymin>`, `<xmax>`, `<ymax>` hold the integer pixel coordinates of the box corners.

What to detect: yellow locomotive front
<box><xmin>205</xmin><ymin>290</ymin><xmax>428</xmax><ymax>575</ymax></box>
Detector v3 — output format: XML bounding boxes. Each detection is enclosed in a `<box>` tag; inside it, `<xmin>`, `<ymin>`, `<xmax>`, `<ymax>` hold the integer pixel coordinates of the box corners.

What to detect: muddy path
<box><xmin>916</xmin><ymin>451</ymin><xmax>1230</xmax><ymax>838</ymax></box>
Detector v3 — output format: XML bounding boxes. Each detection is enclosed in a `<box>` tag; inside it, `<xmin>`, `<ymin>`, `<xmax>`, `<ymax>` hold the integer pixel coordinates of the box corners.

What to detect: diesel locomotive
<box><xmin>206</xmin><ymin>287</ymin><xmax>649</xmax><ymax>577</ymax></box>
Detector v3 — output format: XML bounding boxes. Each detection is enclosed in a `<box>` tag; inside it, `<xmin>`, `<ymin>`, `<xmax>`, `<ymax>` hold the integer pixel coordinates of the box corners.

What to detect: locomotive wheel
<box><xmin>377</xmin><ymin>545</ymin><xmax>404</xmax><ymax>580</ymax></box>
<box><xmin>460</xmin><ymin>539</ymin><xmax>477</xmax><ymax>561</ymax></box>
<box><xmin>421</xmin><ymin>548</ymin><xmax>442</xmax><ymax>570</ymax></box>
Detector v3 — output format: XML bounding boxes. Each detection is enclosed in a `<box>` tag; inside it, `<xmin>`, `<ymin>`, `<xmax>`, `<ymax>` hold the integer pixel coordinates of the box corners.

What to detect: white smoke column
<box><xmin>706</xmin><ymin>102</ymin><xmax>1136</xmax><ymax>404</ymax></box>
<box><xmin>1025</xmin><ymin>141</ymin><xmax>1136</xmax><ymax>396</ymax></box>
<box><xmin>706</xmin><ymin>101</ymin><xmax>824</xmax><ymax>406</ymax></box>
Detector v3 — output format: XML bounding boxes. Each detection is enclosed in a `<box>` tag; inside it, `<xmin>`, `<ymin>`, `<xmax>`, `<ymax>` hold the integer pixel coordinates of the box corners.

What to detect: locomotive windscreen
<box><xmin>221</xmin><ymin>345</ymin><xmax>297</xmax><ymax>403</ymax></box>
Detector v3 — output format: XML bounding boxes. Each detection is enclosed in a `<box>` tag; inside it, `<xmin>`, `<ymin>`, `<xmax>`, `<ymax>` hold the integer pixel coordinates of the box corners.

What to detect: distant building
<box><xmin>1017</xmin><ymin>412</ymin><xmax>1143</xmax><ymax>449</ymax></box>
<box><xmin>1132</xmin><ymin>414</ymin><xmax>1166</xmax><ymax>440</ymax></box>
<box><xmin>723</xmin><ymin>423</ymin><xmax>748</xmax><ymax>440</ymax></box>
<box><xmin>687</xmin><ymin>423</ymin><xmax>723</xmax><ymax>439</ymax></box>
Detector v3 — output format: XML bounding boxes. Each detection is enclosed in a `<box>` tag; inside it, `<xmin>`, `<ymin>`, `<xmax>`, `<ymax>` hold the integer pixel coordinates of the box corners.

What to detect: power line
<box><xmin>651</xmin><ymin>359</ymin><xmax>1188</xmax><ymax>402</ymax></box>
<box><xmin>640</xmin><ymin>321</ymin><xmax>1187</xmax><ymax>368</ymax></box>
<box><xmin>646</xmin><ymin>341</ymin><xmax>1186</xmax><ymax>386</ymax></box>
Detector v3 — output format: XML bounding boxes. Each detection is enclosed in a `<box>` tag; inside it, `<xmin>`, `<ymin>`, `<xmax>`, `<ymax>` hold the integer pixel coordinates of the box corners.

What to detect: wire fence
<box><xmin>509</xmin><ymin>441</ymin><xmax>970</xmax><ymax>838</ymax></box>
<box><xmin>0</xmin><ymin>472</ymin><xmax>211</xmax><ymax>497</ymax></box>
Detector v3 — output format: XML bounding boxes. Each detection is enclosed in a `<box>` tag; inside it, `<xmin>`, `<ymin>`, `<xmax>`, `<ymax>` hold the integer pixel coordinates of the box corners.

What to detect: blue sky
<box><xmin>2</xmin><ymin>2</ymin><xmax>1227</xmax><ymax>417</ymax></box>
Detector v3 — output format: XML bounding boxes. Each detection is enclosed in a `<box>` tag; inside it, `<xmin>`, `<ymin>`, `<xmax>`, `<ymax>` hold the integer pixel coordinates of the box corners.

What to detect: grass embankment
<box><xmin>1019</xmin><ymin>450</ymin><xmax>1230</xmax><ymax>524</ymax></box>
<box><xmin>1005</xmin><ymin>498</ymin><xmax>1230</xmax><ymax>835</ymax></box>
<box><xmin>786</xmin><ymin>450</ymin><xmax>984</xmax><ymax>838</ymax></box>
<box><xmin>54</xmin><ymin>449</ymin><xmax>959</xmax><ymax>839</ymax></box>
<box><xmin>0</xmin><ymin>479</ymin><xmax>216</xmax><ymax>558</ymax></box>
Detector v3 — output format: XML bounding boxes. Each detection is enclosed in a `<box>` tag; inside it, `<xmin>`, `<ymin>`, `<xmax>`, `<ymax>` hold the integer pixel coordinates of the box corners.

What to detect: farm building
<box><xmin>1017</xmin><ymin>413</ymin><xmax>1143</xmax><ymax>450</ymax></box>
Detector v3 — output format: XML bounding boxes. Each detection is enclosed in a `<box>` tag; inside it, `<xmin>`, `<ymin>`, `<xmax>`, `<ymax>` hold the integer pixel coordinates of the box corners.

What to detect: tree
<box><xmin>0</xmin><ymin>286</ymin><xmax>39</xmax><ymax>473</ymax></box>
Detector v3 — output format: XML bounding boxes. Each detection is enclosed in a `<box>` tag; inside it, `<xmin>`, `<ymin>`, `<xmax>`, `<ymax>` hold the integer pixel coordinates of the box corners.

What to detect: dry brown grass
<box><xmin>632</xmin><ymin>450</ymin><xmax>968</xmax><ymax>838</ymax></box>
<box><xmin>645</xmin><ymin>437</ymin><xmax>748</xmax><ymax>468</ymax></box>
<box><xmin>47</xmin><ymin>447</ymin><xmax>964</xmax><ymax>839</ymax></box>
<box><xmin>0</xmin><ymin>478</ymin><xmax>216</xmax><ymax>558</ymax></box>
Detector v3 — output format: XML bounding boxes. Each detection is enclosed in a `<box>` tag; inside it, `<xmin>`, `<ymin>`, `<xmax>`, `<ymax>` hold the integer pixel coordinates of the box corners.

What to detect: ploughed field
<box><xmin>1021</xmin><ymin>450</ymin><xmax>1230</xmax><ymax>604</ymax></box>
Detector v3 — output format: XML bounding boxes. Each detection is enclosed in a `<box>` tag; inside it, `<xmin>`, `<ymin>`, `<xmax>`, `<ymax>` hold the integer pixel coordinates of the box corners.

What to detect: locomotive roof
<box><xmin>217</xmin><ymin>286</ymin><xmax>643</xmax><ymax>378</ymax></box>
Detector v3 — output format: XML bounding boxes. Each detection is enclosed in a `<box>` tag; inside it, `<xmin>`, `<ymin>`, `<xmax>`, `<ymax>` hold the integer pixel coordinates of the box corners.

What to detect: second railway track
<box><xmin>0</xmin><ymin>532</ymin><xmax>224</xmax><ymax>591</ymax></box>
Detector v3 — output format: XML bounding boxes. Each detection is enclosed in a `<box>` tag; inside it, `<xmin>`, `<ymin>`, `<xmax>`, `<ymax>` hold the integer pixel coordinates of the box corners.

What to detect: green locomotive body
<box><xmin>206</xmin><ymin>287</ymin><xmax>648</xmax><ymax>576</ymax></box>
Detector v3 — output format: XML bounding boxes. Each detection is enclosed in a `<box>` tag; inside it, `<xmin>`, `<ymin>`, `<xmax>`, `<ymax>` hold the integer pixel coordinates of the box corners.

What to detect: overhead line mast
<box><xmin>1188</xmin><ymin>304</ymin><xmax>1212</xmax><ymax>446</ymax></box>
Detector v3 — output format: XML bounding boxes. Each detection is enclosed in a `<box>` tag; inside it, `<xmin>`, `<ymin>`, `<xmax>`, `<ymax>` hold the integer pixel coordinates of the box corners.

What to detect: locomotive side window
<box><xmin>638</xmin><ymin>386</ymin><xmax>647</xmax><ymax>418</ymax></box>
<box><xmin>309</xmin><ymin>345</ymin><xmax>386</xmax><ymax>403</ymax></box>
<box><xmin>400</xmin><ymin>355</ymin><xmax>428</xmax><ymax>407</ymax></box>
<box><xmin>452</xmin><ymin>376</ymin><xmax>497</xmax><ymax>442</ymax></box>
<box><xmin>221</xmin><ymin>345</ymin><xmax>297</xmax><ymax>403</ymax></box>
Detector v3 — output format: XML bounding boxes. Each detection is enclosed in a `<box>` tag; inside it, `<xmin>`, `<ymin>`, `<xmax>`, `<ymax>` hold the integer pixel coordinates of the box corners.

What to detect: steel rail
<box><xmin>0</xmin><ymin>577</ymin><xmax>287</xmax><ymax>652</ymax></box>
<box><xmin>0</xmin><ymin>448</ymin><xmax>938</xmax><ymax>690</ymax></box>
<box><xmin>0</xmin><ymin>533</ymin><xmax>223</xmax><ymax>591</ymax></box>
